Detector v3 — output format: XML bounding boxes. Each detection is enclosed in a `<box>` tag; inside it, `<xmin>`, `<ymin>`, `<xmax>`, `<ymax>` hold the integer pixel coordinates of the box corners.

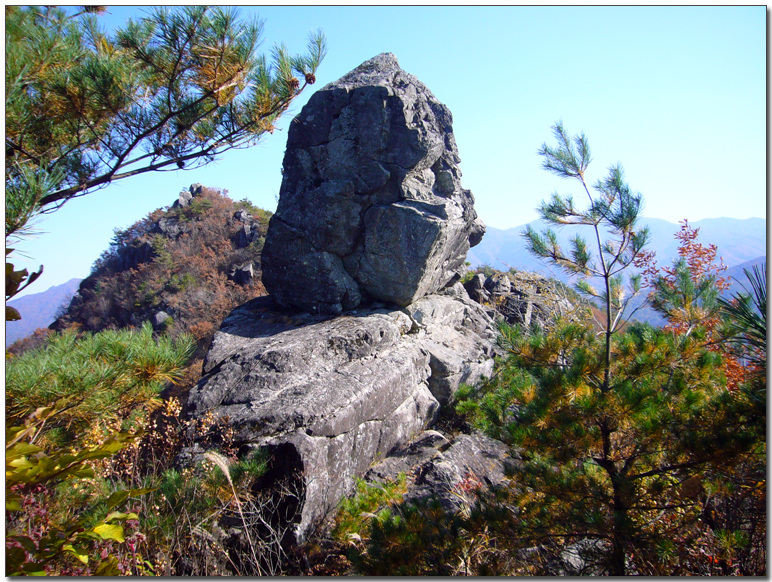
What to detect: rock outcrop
<box><xmin>262</xmin><ymin>53</ymin><xmax>485</xmax><ymax>315</ymax></box>
<box><xmin>364</xmin><ymin>429</ymin><xmax>513</xmax><ymax>512</ymax></box>
<box><xmin>187</xmin><ymin>54</ymin><xmax>500</xmax><ymax>545</ymax></box>
<box><xmin>187</xmin><ymin>291</ymin><xmax>497</xmax><ymax>541</ymax></box>
<box><xmin>465</xmin><ymin>270</ymin><xmax>577</xmax><ymax>329</ymax></box>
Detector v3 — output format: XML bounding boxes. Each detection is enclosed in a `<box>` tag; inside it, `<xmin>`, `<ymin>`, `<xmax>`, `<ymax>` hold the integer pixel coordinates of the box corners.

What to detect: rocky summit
<box><xmin>262</xmin><ymin>52</ymin><xmax>485</xmax><ymax>315</ymax></box>
<box><xmin>187</xmin><ymin>54</ymin><xmax>499</xmax><ymax>544</ymax></box>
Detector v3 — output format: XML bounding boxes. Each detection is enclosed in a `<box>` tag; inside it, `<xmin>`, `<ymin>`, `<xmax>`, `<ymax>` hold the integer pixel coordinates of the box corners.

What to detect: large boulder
<box><xmin>262</xmin><ymin>53</ymin><xmax>485</xmax><ymax>315</ymax></box>
<box><xmin>187</xmin><ymin>54</ymin><xmax>499</xmax><ymax>547</ymax></box>
<box><xmin>186</xmin><ymin>292</ymin><xmax>497</xmax><ymax>542</ymax></box>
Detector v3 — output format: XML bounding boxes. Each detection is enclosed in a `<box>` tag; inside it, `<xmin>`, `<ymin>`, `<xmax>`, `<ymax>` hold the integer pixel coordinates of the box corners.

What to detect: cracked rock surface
<box><xmin>188</xmin><ymin>54</ymin><xmax>500</xmax><ymax>545</ymax></box>
<box><xmin>187</xmin><ymin>292</ymin><xmax>497</xmax><ymax>542</ymax></box>
<box><xmin>262</xmin><ymin>53</ymin><xmax>485</xmax><ymax>314</ymax></box>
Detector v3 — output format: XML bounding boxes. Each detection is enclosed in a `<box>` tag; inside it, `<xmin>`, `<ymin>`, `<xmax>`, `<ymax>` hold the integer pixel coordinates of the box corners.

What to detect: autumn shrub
<box><xmin>333</xmin><ymin>469</ymin><xmax>521</xmax><ymax>576</ymax></box>
<box><xmin>89</xmin><ymin>394</ymin><xmax>308</xmax><ymax>576</ymax></box>
<box><xmin>6</xmin><ymin>397</ymin><xmax>159</xmax><ymax>575</ymax></box>
<box><xmin>5</xmin><ymin>322</ymin><xmax>198</xmax><ymax>574</ymax></box>
<box><xmin>6</xmin><ymin>324</ymin><xmax>303</xmax><ymax>575</ymax></box>
<box><xmin>129</xmin><ymin>451</ymin><xmax>271</xmax><ymax>576</ymax></box>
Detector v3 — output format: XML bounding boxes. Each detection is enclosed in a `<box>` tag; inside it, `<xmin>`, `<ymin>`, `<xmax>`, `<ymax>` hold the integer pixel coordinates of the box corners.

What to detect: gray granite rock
<box><xmin>465</xmin><ymin>271</ymin><xmax>577</xmax><ymax>330</ymax></box>
<box><xmin>228</xmin><ymin>262</ymin><xmax>254</xmax><ymax>285</ymax></box>
<box><xmin>364</xmin><ymin>429</ymin><xmax>513</xmax><ymax>515</ymax></box>
<box><xmin>173</xmin><ymin>189</ymin><xmax>193</xmax><ymax>208</ymax></box>
<box><xmin>186</xmin><ymin>293</ymin><xmax>497</xmax><ymax>542</ymax></box>
<box><xmin>262</xmin><ymin>53</ymin><xmax>485</xmax><ymax>314</ymax></box>
<box><xmin>150</xmin><ymin>310</ymin><xmax>171</xmax><ymax>330</ymax></box>
<box><xmin>404</xmin><ymin>432</ymin><xmax>512</xmax><ymax>510</ymax></box>
<box><xmin>464</xmin><ymin>273</ymin><xmax>491</xmax><ymax>304</ymax></box>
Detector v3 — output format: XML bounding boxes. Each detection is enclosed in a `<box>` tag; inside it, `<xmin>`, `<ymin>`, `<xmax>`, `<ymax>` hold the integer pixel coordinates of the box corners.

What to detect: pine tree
<box><xmin>5</xmin><ymin>6</ymin><xmax>326</xmax><ymax>305</ymax></box>
<box><xmin>6</xmin><ymin>322</ymin><xmax>196</xmax><ymax>447</ymax></box>
<box><xmin>523</xmin><ymin>121</ymin><xmax>650</xmax><ymax>392</ymax></box>
<box><xmin>457</xmin><ymin>124</ymin><xmax>761</xmax><ymax>575</ymax></box>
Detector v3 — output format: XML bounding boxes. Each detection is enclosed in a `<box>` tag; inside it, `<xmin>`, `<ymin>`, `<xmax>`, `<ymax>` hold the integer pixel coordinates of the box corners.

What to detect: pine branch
<box><xmin>7</xmin><ymin>6</ymin><xmax>325</xmax><ymax>217</ymax></box>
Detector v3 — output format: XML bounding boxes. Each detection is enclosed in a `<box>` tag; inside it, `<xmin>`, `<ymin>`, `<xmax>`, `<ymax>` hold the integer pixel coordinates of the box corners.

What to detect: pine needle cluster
<box><xmin>5</xmin><ymin>4</ymin><xmax>325</xmax><ymax>235</ymax></box>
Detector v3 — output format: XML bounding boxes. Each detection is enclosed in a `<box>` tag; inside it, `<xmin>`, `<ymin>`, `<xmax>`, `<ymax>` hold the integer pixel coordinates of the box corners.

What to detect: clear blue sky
<box><xmin>10</xmin><ymin>5</ymin><xmax>767</xmax><ymax>297</ymax></box>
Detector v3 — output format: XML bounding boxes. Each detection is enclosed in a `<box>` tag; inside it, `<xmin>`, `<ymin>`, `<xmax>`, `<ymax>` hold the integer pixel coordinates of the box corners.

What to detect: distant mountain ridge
<box><xmin>468</xmin><ymin>217</ymin><xmax>766</xmax><ymax>326</ymax></box>
<box><xmin>6</xmin><ymin>278</ymin><xmax>82</xmax><ymax>347</ymax></box>
<box><xmin>5</xmin><ymin>216</ymin><xmax>765</xmax><ymax>347</ymax></box>
<box><xmin>725</xmin><ymin>257</ymin><xmax>767</xmax><ymax>299</ymax></box>
<box><xmin>468</xmin><ymin>217</ymin><xmax>766</xmax><ymax>274</ymax></box>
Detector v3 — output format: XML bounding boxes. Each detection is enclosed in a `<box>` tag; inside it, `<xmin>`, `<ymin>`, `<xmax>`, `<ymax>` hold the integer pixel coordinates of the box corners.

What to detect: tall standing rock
<box><xmin>262</xmin><ymin>53</ymin><xmax>485</xmax><ymax>314</ymax></box>
<box><xmin>188</xmin><ymin>54</ymin><xmax>498</xmax><ymax>546</ymax></box>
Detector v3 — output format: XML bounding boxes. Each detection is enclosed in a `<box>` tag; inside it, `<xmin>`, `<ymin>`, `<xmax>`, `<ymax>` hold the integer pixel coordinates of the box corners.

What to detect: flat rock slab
<box><xmin>187</xmin><ymin>293</ymin><xmax>497</xmax><ymax>542</ymax></box>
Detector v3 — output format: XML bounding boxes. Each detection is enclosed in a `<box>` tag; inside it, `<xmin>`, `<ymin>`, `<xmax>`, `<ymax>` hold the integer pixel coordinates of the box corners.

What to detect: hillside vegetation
<box><xmin>50</xmin><ymin>186</ymin><xmax>269</xmax><ymax>357</ymax></box>
<box><xmin>5</xmin><ymin>186</ymin><xmax>288</xmax><ymax>575</ymax></box>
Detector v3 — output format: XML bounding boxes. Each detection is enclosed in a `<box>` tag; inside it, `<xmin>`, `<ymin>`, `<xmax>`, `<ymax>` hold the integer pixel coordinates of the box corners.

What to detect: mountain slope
<box><xmin>724</xmin><ymin>256</ymin><xmax>766</xmax><ymax>299</ymax></box>
<box><xmin>49</xmin><ymin>184</ymin><xmax>271</xmax><ymax>357</ymax></box>
<box><xmin>6</xmin><ymin>278</ymin><xmax>82</xmax><ymax>347</ymax></box>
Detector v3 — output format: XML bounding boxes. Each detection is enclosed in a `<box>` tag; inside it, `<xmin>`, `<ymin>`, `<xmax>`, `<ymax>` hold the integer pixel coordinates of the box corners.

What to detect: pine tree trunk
<box><xmin>600</xmin><ymin>422</ymin><xmax>628</xmax><ymax>575</ymax></box>
<box><xmin>610</xmin><ymin>482</ymin><xmax>631</xmax><ymax>575</ymax></box>
<box><xmin>609</xmin><ymin>531</ymin><xmax>626</xmax><ymax>576</ymax></box>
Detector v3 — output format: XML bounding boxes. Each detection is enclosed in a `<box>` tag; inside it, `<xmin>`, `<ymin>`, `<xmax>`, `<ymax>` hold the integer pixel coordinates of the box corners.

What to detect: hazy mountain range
<box><xmin>468</xmin><ymin>216</ymin><xmax>765</xmax><ymax>325</ymax></box>
<box><xmin>5</xmin><ymin>217</ymin><xmax>765</xmax><ymax>346</ymax></box>
<box><xmin>468</xmin><ymin>217</ymin><xmax>766</xmax><ymax>275</ymax></box>
<box><xmin>6</xmin><ymin>278</ymin><xmax>81</xmax><ymax>347</ymax></box>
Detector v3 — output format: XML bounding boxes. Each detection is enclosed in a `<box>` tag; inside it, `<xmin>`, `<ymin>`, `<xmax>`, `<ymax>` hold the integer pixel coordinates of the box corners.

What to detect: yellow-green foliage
<box><xmin>5</xmin><ymin>324</ymin><xmax>195</xmax><ymax>574</ymax></box>
<box><xmin>332</xmin><ymin>473</ymin><xmax>407</xmax><ymax>542</ymax></box>
<box><xmin>351</xmin><ymin>493</ymin><xmax>514</xmax><ymax>576</ymax></box>
<box><xmin>6</xmin><ymin>322</ymin><xmax>195</xmax><ymax>447</ymax></box>
<box><xmin>6</xmin><ymin>405</ymin><xmax>152</xmax><ymax>576</ymax></box>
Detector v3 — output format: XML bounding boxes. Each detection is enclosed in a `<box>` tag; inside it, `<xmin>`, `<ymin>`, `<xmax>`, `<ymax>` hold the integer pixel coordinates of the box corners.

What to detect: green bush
<box><xmin>6</xmin><ymin>322</ymin><xmax>195</xmax><ymax>448</ymax></box>
<box><xmin>166</xmin><ymin>272</ymin><xmax>196</xmax><ymax>294</ymax></box>
<box><xmin>173</xmin><ymin>197</ymin><xmax>214</xmax><ymax>221</ymax></box>
<box><xmin>332</xmin><ymin>474</ymin><xmax>407</xmax><ymax>542</ymax></box>
<box><xmin>6</xmin><ymin>405</ymin><xmax>152</xmax><ymax>575</ymax></box>
<box><xmin>235</xmin><ymin>198</ymin><xmax>273</xmax><ymax>224</ymax></box>
<box><xmin>150</xmin><ymin>234</ymin><xmax>174</xmax><ymax>270</ymax></box>
<box><xmin>351</xmin><ymin>495</ymin><xmax>498</xmax><ymax>576</ymax></box>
